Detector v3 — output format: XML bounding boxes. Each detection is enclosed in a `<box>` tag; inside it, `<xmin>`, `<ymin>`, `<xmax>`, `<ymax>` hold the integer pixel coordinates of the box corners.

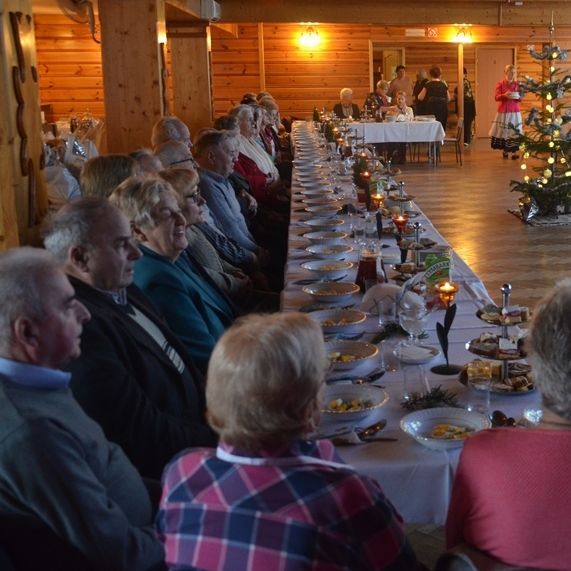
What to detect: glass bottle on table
<box><xmin>355</xmin><ymin>240</ymin><xmax>381</xmax><ymax>292</ymax></box>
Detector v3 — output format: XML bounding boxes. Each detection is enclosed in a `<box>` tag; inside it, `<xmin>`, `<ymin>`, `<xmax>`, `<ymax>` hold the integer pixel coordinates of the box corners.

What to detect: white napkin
<box><xmin>397</xmin><ymin>345</ymin><xmax>433</xmax><ymax>361</ymax></box>
<box><xmin>360</xmin><ymin>284</ymin><xmax>401</xmax><ymax>314</ymax></box>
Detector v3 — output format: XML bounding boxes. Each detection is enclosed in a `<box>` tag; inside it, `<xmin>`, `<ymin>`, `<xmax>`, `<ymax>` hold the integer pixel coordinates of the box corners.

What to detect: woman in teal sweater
<box><xmin>111</xmin><ymin>176</ymin><xmax>234</xmax><ymax>373</ymax></box>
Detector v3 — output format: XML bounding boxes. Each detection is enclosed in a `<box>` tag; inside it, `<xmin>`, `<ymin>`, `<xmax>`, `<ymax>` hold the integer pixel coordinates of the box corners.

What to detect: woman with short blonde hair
<box><xmin>111</xmin><ymin>175</ymin><xmax>235</xmax><ymax>373</ymax></box>
<box><xmin>206</xmin><ymin>312</ymin><xmax>327</xmax><ymax>448</ymax></box>
<box><xmin>157</xmin><ymin>312</ymin><xmax>419</xmax><ymax>570</ymax></box>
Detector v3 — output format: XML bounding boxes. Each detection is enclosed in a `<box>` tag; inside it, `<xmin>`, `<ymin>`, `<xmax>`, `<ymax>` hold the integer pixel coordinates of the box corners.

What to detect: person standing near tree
<box><xmin>489</xmin><ymin>64</ymin><xmax>522</xmax><ymax>159</ymax></box>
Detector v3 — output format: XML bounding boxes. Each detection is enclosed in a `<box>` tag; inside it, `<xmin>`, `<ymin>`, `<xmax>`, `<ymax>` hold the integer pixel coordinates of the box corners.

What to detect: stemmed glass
<box><xmin>399</xmin><ymin>307</ymin><xmax>429</xmax><ymax>346</ymax></box>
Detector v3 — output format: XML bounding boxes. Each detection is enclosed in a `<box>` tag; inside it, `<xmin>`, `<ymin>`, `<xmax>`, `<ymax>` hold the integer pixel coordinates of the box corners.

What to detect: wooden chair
<box><xmin>439</xmin><ymin>118</ymin><xmax>464</xmax><ymax>165</ymax></box>
<box><xmin>434</xmin><ymin>543</ymin><xmax>544</xmax><ymax>571</ymax></box>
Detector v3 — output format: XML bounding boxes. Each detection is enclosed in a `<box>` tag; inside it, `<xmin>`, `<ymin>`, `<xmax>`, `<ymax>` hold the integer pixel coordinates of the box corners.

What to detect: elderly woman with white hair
<box><xmin>156</xmin><ymin>312</ymin><xmax>419</xmax><ymax>571</ymax></box>
<box><xmin>333</xmin><ymin>87</ymin><xmax>361</xmax><ymax>120</ymax></box>
<box><xmin>110</xmin><ymin>176</ymin><xmax>235</xmax><ymax>373</ymax></box>
<box><xmin>446</xmin><ymin>279</ymin><xmax>571</xmax><ymax>570</ymax></box>
<box><xmin>229</xmin><ymin>105</ymin><xmax>288</xmax><ymax>204</ymax></box>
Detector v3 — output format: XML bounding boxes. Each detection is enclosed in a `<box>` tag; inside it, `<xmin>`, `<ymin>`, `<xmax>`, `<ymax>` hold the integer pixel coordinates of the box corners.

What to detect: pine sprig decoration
<box><xmin>400</xmin><ymin>385</ymin><xmax>461</xmax><ymax>411</ymax></box>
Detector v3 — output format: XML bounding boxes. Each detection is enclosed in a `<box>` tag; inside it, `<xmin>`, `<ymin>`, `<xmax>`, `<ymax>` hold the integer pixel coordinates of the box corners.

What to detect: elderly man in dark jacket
<box><xmin>43</xmin><ymin>198</ymin><xmax>217</xmax><ymax>479</ymax></box>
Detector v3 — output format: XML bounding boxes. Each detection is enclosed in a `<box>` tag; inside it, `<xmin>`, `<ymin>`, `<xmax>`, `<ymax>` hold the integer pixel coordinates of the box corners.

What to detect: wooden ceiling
<box><xmin>32</xmin><ymin>0</ymin><xmax>571</xmax><ymax>26</ymax></box>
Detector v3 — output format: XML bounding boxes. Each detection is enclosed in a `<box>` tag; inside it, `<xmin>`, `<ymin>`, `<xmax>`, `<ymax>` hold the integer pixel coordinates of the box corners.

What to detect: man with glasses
<box><xmin>155</xmin><ymin>140</ymin><xmax>197</xmax><ymax>170</ymax></box>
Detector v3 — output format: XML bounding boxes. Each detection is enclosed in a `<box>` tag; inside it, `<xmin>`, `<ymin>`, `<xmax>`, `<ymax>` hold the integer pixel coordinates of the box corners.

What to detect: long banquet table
<box><xmin>283</xmin><ymin>121</ymin><xmax>540</xmax><ymax>525</ymax></box>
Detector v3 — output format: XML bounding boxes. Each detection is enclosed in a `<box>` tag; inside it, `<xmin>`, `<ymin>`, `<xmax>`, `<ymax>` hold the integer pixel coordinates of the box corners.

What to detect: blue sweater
<box><xmin>134</xmin><ymin>246</ymin><xmax>234</xmax><ymax>372</ymax></box>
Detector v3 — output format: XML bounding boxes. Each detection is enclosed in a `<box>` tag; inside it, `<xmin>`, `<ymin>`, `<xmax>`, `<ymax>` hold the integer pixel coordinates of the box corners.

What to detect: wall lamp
<box><xmin>299</xmin><ymin>25</ymin><xmax>320</xmax><ymax>48</ymax></box>
<box><xmin>454</xmin><ymin>24</ymin><xmax>473</xmax><ymax>44</ymax></box>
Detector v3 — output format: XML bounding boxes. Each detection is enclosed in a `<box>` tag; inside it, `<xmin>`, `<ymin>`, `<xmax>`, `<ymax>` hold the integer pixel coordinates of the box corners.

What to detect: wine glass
<box><xmin>399</xmin><ymin>307</ymin><xmax>429</xmax><ymax>346</ymax></box>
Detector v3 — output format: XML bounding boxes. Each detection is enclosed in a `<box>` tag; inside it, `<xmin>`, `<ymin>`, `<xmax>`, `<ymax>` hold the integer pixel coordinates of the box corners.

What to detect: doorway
<box><xmin>371</xmin><ymin>46</ymin><xmax>405</xmax><ymax>90</ymax></box>
<box><xmin>475</xmin><ymin>47</ymin><xmax>516</xmax><ymax>138</ymax></box>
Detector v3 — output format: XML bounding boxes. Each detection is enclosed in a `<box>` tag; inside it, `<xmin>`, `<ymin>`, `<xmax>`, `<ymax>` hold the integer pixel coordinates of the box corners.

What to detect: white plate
<box><xmin>302</xmin><ymin>197</ymin><xmax>340</xmax><ymax>206</ymax></box>
<box><xmin>326</xmin><ymin>340</ymin><xmax>379</xmax><ymax>370</ymax></box>
<box><xmin>322</xmin><ymin>384</ymin><xmax>389</xmax><ymax>422</ymax></box>
<box><xmin>305</xmin><ymin>205</ymin><xmax>342</xmax><ymax>218</ymax></box>
<box><xmin>306</xmin><ymin>244</ymin><xmax>353</xmax><ymax>260</ymax></box>
<box><xmin>303</xmin><ymin>217</ymin><xmax>344</xmax><ymax>231</ymax></box>
<box><xmin>300</xmin><ymin>188</ymin><xmax>336</xmax><ymax>198</ymax></box>
<box><xmin>401</xmin><ymin>407</ymin><xmax>491</xmax><ymax>451</ymax></box>
<box><xmin>303</xmin><ymin>230</ymin><xmax>348</xmax><ymax>245</ymax></box>
<box><xmin>393</xmin><ymin>344</ymin><xmax>440</xmax><ymax>364</ymax></box>
<box><xmin>302</xmin><ymin>281</ymin><xmax>360</xmax><ymax>303</ymax></box>
<box><xmin>301</xmin><ymin>259</ymin><xmax>353</xmax><ymax>280</ymax></box>
<box><xmin>309</xmin><ymin>308</ymin><xmax>367</xmax><ymax>333</ymax></box>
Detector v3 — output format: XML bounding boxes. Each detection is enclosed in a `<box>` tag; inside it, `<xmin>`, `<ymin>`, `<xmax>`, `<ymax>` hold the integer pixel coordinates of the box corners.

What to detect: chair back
<box><xmin>456</xmin><ymin>118</ymin><xmax>464</xmax><ymax>143</ymax></box>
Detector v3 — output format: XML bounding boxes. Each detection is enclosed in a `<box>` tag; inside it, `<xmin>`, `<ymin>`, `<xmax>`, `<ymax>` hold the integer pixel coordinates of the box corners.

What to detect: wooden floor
<box><xmin>398</xmin><ymin>138</ymin><xmax>571</xmax><ymax>568</ymax></box>
<box><xmin>399</xmin><ymin>137</ymin><xmax>571</xmax><ymax>310</ymax></box>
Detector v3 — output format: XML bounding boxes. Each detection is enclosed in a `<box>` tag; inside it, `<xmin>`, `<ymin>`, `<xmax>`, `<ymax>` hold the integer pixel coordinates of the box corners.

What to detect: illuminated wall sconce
<box><xmin>454</xmin><ymin>24</ymin><xmax>473</xmax><ymax>44</ymax></box>
<box><xmin>299</xmin><ymin>25</ymin><xmax>320</xmax><ymax>48</ymax></box>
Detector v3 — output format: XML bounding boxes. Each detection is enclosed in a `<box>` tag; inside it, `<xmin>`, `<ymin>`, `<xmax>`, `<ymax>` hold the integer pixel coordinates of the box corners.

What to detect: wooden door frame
<box><xmin>475</xmin><ymin>45</ymin><xmax>517</xmax><ymax>137</ymax></box>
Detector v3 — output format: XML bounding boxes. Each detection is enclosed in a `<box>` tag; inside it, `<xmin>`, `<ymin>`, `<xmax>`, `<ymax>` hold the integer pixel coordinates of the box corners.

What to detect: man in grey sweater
<box><xmin>0</xmin><ymin>247</ymin><xmax>164</xmax><ymax>570</ymax></box>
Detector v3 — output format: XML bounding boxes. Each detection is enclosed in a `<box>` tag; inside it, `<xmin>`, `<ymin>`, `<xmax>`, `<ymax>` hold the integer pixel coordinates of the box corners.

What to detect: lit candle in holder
<box><xmin>436</xmin><ymin>281</ymin><xmax>461</xmax><ymax>305</ymax></box>
<box><xmin>361</xmin><ymin>170</ymin><xmax>371</xmax><ymax>182</ymax></box>
<box><xmin>370</xmin><ymin>193</ymin><xmax>385</xmax><ymax>211</ymax></box>
<box><xmin>391</xmin><ymin>213</ymin><xmax>409</xmax><ymax>234</ymax></box>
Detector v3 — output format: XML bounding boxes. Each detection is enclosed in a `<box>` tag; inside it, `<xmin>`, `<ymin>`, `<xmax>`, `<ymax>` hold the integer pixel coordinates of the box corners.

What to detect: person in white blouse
<box><xmin>386</xmin><ymin>91</ymin><xmax>414</xmax><ymax>122</ymax></box>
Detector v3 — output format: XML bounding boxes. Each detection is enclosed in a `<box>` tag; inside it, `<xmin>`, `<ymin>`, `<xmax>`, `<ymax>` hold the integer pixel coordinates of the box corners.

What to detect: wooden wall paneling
<box><xmin>34</xmin><ymin>15</ymin><xmax>102</xmax><ymax>121</ymax></box>
<box><xmin>98</xmin><ymin>0</ymin><xmax>166</xmax><ymax>153</ymax></box>
<box><xmin>261</xmin><ymin>24</ymin><xmax>371</xmax><ymax>118</ymax></box>
<box><xmin>210</xmin><ymin>24</ymin><xmax>260</xmax><ymax>113</ymax></box>
<box><xmin>169</xmin><ymin>22</ymin><xmax>214</xmax><ymax>136</ymax></box>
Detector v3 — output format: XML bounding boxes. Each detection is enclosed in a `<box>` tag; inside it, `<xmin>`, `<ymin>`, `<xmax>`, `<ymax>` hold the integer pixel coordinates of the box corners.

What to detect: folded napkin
<box><xmin>360</xmin><ymin>284</ymin><xmax>401</xmax><ymax>314</ymax></box>
<box><xmin>397</xmin><ymin>345</ymin><xmax>434</xmax><ymax>361</ymax></box>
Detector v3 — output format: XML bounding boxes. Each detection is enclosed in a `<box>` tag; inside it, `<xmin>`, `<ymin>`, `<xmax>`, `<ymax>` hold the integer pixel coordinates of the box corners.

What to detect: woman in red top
<box><xmin>446</xmin><ymin>281</ymin><xmax>571</xmax><ymax>570</ymax></box>
<box><xmin>489</xmin><ymin>64</ymin><xmax>523</xmax><ymax>159</ymax></box>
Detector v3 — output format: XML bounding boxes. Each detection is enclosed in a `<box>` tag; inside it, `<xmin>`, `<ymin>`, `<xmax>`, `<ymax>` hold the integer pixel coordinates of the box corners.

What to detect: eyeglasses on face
<box><xmin>184</xmin><ymin>188</ymin><xmax>201</xmax><ymax>203</ymax></box>
<box><xmin>169</xmin><ymin>156</ymin><xmax>194</xmax><ymax>167</ymax></box>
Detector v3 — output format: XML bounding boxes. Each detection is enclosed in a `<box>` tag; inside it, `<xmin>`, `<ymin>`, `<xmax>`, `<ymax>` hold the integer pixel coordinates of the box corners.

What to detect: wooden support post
<box><xmin>0</xmin><ymin>1</ymin><xmax>47</xmax><ymax>248</ymax></box>
<box><xmin>98</xmin><ymin>0</ymin><xmax>166</xmax><ymax>153</ymax></box>
<box><xmin>457</xmin><ymin>42</ymin><xmax>465</xmax><ymax>123</ymax></box>
<box><xmin>169</xmin><ymin>22</ymin><xmax>213</xmax><ymax>136</ymax></box>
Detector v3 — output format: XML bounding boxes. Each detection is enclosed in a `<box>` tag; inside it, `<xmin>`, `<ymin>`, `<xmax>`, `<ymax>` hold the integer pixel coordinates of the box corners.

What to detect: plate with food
<box><xmin>306</xmin><ymin>244</ymin><xmax>353</xmax><ymax>260</ymax></box>
<box><xmin>309</xmin><ymin>308</ymin><xmax>367</xmax><ymax>333</ymax></box>
<box><xmin>305</xmin><ymin>205</ymin><xmax>343</xmax><ymax>218</ymax></box>
<box><xmin>400</xmin><ymin>407</ymin><xmax>491</xmax><ymax>451</ymax></box>
<box><xmin>302</xmin><ymin>217</ymin><xmax>345</xmax><ymax>232</ymax></box>
<box><xmin>466</xmin><ymin>332</ymin><xmax>527</xmax><ymax>361</ymax></box>
<box><xmin>300</xmin><ymin>188</ymin><xmax>336</xmax><ymax>198</ymax></box>
<box><xmin>326</xmin><ymin>340</ymin><xmax>379</xmax><ymax>370</ymax></box>
<box><xmin>302</xmin><ymin>230</ymin><xmax>348</xmax><ymax>245</ymax></box>
<box><xmin>302</xmin><ymin>197</ymin><xmax>340</xmax><ymax>206</ymax></box>
<box><xmin>302</xmin><ymin>281</ymin><xmax>360</xmax><ymax>303</ymax></box>
<box><xmin>321</xmin><ymin>384</ymin><xmax>389</xmax><ymax>422</ymax></box>
<box><xmin>476</xmin><ymin>304</ymin><xmax>531</xmax><ymax>326</ymax></box>
<box><xmin>459</xmin><ymin>358</ymin><xmax>535</xmax><ymax>394</ymax></box>
<box><xmin>301</xmin><ymin>259</ymin><xmax>354</xmax><ymax>280</ymax></box>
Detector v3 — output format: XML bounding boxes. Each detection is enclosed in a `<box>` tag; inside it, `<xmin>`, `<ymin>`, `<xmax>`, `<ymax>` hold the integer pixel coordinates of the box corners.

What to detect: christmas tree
<box><xmin>511</xmin><ymin>22</ymin><xmax>571</xmax><ymax>219</ymax></box>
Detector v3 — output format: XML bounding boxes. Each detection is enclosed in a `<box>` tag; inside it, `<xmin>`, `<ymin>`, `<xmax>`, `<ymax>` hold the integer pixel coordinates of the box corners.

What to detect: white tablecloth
<box><xmin>350</xmin><ymin>121</ymin><xmax>446</xmax><ymax>144</ymax></box>
<box><xmin>284</xmin><ymin>123</ymin><xmax>539</xmax><ymax>524</ymax></box>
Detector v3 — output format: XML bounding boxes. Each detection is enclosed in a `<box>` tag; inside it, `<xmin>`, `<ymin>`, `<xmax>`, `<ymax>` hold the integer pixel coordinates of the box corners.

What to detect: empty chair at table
<box><xmin>446</xmin><ymin>279</ymin><xmax>571</xmax><ymax>571</ymax></box>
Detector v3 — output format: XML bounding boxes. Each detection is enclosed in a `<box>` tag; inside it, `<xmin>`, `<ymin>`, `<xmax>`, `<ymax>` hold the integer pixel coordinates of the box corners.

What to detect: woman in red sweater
<box><xmin>489</xmin><ymin>64</ymin><xmax>523</xmax><ymax>159</ymax></box>
<box><xmin>446</xmin><ymin>280</ymin><xmax>571</xmax><ymax>570</ymax></box>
